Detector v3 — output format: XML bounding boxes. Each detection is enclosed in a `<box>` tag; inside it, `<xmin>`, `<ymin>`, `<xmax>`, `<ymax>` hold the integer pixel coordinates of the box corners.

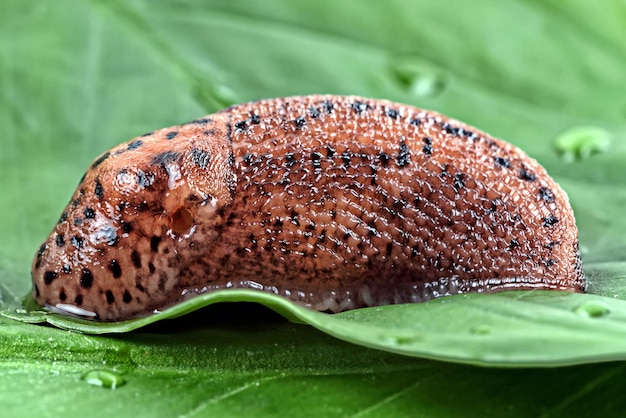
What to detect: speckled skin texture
<box><xmin>32</xmin><ymin>95</ymin><xmax>585</xmax><ymax>321</ymax></box>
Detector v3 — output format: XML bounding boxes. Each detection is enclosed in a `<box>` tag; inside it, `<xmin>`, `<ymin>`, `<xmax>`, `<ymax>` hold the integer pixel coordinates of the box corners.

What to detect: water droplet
<box><xmin>379</xmin><ymin>335</ymin><xmax>419</xmax><ymax>345</ymax></box>
<box><xmin>574</xmin><ymin>301</ymin><xmax>611</xmax><ymax>318</ymax></box>
<box><xmin>82</xmin><ymin>370</ymin><xmax>126</xmax><ymax>389</ymax></box>
<box><xmin>193</xmin><ymin>79</ymin><xmax>239</xmax><ymax>111</ymax></box>
<box><xmin>553</xmin><ymin>126</ymin><xmax>612</xmax><ymax>162</ymax></box>
<box><xmin>393</xmin><ymin>336</ymin><xmax>416</xmax><ymax>345</ymax></box>
<box><xmin>213</xmin><ymin>84</ymin><xmax>240</xmax><ymax>108</ymax></box>
<box><xmin>390</xmin><ymin>54</ymin><xmax>447</xmax><ymax>98</ymax></box>
<box><xmin>469</xmin><ymin>325</ymin><xmax>491</xmax><ymax>335</ymax></box>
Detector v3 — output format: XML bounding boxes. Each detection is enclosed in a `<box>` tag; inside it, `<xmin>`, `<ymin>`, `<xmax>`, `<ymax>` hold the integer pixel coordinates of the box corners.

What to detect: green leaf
<box><xmin>2</xmin><ymin>0</ymin><xmax>626</xmax><ymax>416</ymax></box>
<box><xmin>8</xmin><ymin>288</ymin><xmax>626</xmax><ymax>367</ymax></box>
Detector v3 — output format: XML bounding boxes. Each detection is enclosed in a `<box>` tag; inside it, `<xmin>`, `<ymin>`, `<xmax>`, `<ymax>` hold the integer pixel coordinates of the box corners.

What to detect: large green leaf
<box><xmin>7</xmin><ymin>289</ymin><xmax>626</xmax><ymax>367</ymax></box>
<box><xmin>1</xmin><ymin>0</ymin><xmax>626</xmax><ymax>416</ymax></box>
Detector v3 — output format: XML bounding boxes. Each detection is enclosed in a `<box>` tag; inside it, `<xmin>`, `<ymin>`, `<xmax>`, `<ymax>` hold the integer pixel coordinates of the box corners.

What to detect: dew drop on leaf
<box><xmin>378</xmin><ymin>334</ymin><xmax>419</xmax><ymax>346</ymax></box>
<box><xmin>389</xmin><ymin>54</ymin><xmax>447</xmax><ymax>98</ymax></box>
<box><xmin>469</xmin><ymin>325</ymin><xmax>492</xmax><ymax>335</ymax></box>
<box><xmin>574</xmin><ymin>302</ymin><xmax>611</xmax><ymax>318</ymax></box>
<box><xmin>82</xmin><ymin>370</ymin><xmax>126</xmax><ymax>389</ymax></box>
<box><xmin>553</xmin><ymin>126</ymin><xmax>612</xmax><ymax>163</ymax></box>
<box><xmin>392</xmin><ymin>335</ymin><xmax>417</xmax><ymax>345</ymax></box>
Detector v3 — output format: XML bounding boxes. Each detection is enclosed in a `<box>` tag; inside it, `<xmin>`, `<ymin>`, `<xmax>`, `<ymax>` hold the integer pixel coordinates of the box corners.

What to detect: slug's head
<box><xmin>31</xmin><ymin>125</ymin><xmax>235</xmax><ymax>320</ymax></box>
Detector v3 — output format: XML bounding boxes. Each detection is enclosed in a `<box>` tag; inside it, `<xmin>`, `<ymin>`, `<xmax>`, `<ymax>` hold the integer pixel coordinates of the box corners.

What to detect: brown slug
<box><xmin>31</xmin><ymin>95</ymin><xmax>585</xmax><ymax>321</ymax></box>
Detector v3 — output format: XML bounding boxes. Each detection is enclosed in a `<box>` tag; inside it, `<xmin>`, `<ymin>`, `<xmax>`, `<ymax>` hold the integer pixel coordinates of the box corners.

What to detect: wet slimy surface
<box><xmin>32</xmin><ymin>95</ymin><xmax>585</xmax><ymax>321</ymax></box>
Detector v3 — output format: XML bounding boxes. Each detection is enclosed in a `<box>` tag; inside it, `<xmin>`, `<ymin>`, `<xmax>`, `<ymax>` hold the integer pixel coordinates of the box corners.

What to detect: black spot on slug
<box><xmin>385</xmin><ymin>242</ymin><xmax>393</xmax><ymax>257</ymax></box>
<box><xmin>62</xmin><ymin>264</ymin><xmax>72</xmax><ymax>274</ymax></box>
<box><xmin>290</xmin><ymin>210</ymin><xmax>300</xmax><ymax>227</ymax></box>
<box><xmin>234</xmin><ymin>120</ymin><xmax>247</xmax><ymax>131</ymax></box>
<box><xmin>191</xmin><ymin>148</ymin><xmax>211</xmax><ymax>169</ymax></box>
<box><xmin>326</xmin><ymin>145</ymin><xmax>336</xmax><ymax>158</ymax></box>
<box><xmin>442</xmin><ymin>123</ymin><xmax>461</xmax><ymax>136</ymax></box>
<box><xmin>242</xmin><ymin>153</ymin><xmax>255</xmax><ymax>166</ymax></box>
<box><xmin>226</xmin><ymin>122</ymin><xmax>233</xmax><ymax>143</ymax></box>
<box><xmin>294</xmin><ymin>116</ymin><xmax>306</xmax><ymax>128</ymax></box>
<box><xmin>543</xmin><ymin>259</ymin><xmax>557</xmax><ymax>267</ymax></box>
<box><xmin>59</xmin><ymin>289</ymin><xmax>66</xmax><ymax>301</ymax></box>
<box><xmin>109</xmin><ymin>259</ymin><xmax>122</xmax><ymax>278</ymax></box>
<box><xmin>151</xmin><ymin>151</ymin><xmax>181</xmax><ymax>167</ymax></box>
<box><xmin>422</xmin><ymin>137</ymin><xmax>433</xmax><ymax>156</ymax></box>
<box><xmin>396</xmin><ymin>142</ymin><xmax>411</xmax><ymax>167</ymax></box>
<box><xmin>150</xmin><ymin>236</ymin><xmax>161</xmax><ymax>253</ymax></box>
<box><xmin>84</xmin><ymin>208</ymin><xmax>95</xmax><ymax>219</ymax></box>
<box><xmin>80</xmin><ymin>269</ymin><xmax>94</xmax><ymax>289</ymax></box>
<box><xmin>44</xmin><ymin>271</ymin><xmax>57</xmax><ymax>285</ymax></box>
<box><xmin>509</xmin><ymin>239</ymin><xmax>520</xmax><ymax>249</ymax></box>
<box><xmin>308</xmin><ymin>107</ymin><xmax>320</xmax><ymax>118</ymax></box>
<box><xmin>341</xmin><ymin>152</ymin><xmax>351</xmax><ymax>166</ymax></box>
<box><xmin>122</xmin><ymin>223</ymin><xmax>133</xmax><ymax>234</ymax></box>
<box><xmin>545</xmin><ymin>241</ymin><xmax>560</xmax><ymax>250</ymax></box>
<box><xmin>495</xmin><ymin>157</ymin><xmax>511</xmax><ymax>168</ymax></box>
<box><xmin>311</xmin><ymin>151</ymin><xmax>323</xmax><ymax>170</ymax></box>
<box><xmin>94</xmin><ymin>180</ymin><xmax>104</xmax><ymax>200</ymax></box>
<box><xmin>123</xmin><ymin>290</ymin><xmax>132</xmax><ymax>303</ymax></box>
<box><xmin>322</xmin><ymin>100</ymin><xmax>334</xmax><ymax>113</ymax></box>
<box><xmin>130</xmin><ymin>250</ymin><xmax>142</xmax><ymax>268</ymax></box>
<box><xmin>519</xmin><ymin>168</ymin><xmax>536</xmax><ymax>182</ymax></box>
<box><xmin>378</xmin><ymin>152</ymin><xmax>390</xmax><ymax>166</ymax></box>
<box><xmin>105</xmin><ymin>290</ymin><xmax>115</xmax><ymax>304</ymax></box>
<box><xmin>91</xmin><ymin>152</ymin><xmax>110</xmax><ymax>169</ymax></box>
<box><xmin>453</xmin><ymin>173</ymin><xmax>465</xmax><ymax>191</ymax></box>
<box><xmin>55</xmin><ymin>234</ymin><xmax>65</xmax><ymax>247</ymax></box>
<box><xmin>58</xmin><ymin>212</ymin><xmax>68</xmax><ymax>224</ymax></box>
<box><xmin>283</xmin><ymin>152</ymin><xmax>297</xmax><ymax>169</ymax></box>
<box><xmin>385</xmin><ymin>108</ymin><xmax>399</xmax><ymax>119</ymax></box>
<box><xmin>543</xmin><ymin>215</ymin><xmax>559</xmax><ymax>227</ymax></box>
<box><xmin>166</xmin><ymin>131</ymin><xmax>178</xmax><ymax>140</ymax></box>
<box><xmin>74</xmin><ymin>294</ymin><xmax>83</xmax><ymax>306</ymax></box>
<box><xmin>538</xmin><ymin>187</ymin><xmax>555</xmax><ymax>203</ymax></box>
<box><xmin>71</xmin><ymin>236</ymin><xmax>83</xmax><ymax>249</ymax></box>
<box><xmin>457</xmin><ymin>128</ymin><xmax>474</xmax><ymax>139</ymax></box>
<box><xmin>127</xmin><ymin>140</ymin><xmax>143</xmax><ymax>150</ymax></box>
<box><xmin>188</xmin><ymin>117</ymin><xmax>212</xmax><ymax>125</ymax></box>
<box><xmin>410</xmin><ymin>118</ymin><xmax>422</xmax><ymax>126</ymax></box>
<box><xmin>351</xmin><ymin>101</ymin><xmax>369</xmax><ymax>113</ymax></box>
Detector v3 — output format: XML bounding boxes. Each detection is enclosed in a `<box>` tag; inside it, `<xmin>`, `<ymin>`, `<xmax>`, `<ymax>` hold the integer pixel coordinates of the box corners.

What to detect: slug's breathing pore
<box><xmin>31</xmin><ymin>95</ymin><xmax>585</xmax><ymax>321</ymax></box>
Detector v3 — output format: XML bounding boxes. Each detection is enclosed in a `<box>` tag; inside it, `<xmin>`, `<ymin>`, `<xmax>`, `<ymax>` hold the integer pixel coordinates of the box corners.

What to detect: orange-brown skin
<box><xmin>32</xmin><ymin>95</ymin><xmax>585</xmax><ymax>321</ymax></box>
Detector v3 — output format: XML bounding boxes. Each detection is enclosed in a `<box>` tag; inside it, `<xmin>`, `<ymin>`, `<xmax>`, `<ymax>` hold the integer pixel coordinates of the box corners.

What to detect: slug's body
<box><xmin>32</xmin><ymin>95</ymin><xmax>585</xmax><ymax>321</ymax></box>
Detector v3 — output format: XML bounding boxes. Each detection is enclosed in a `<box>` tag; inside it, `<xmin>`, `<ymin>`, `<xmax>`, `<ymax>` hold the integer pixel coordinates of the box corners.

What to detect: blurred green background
<box><xmin>1</xmin><ymin>0</ymin><xmax>626</xmax><ymax>416</ymax></box>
